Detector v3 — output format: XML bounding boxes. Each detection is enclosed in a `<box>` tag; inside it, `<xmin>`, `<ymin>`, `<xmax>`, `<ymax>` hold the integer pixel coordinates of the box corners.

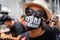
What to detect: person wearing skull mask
<box><xmin>19</xmin><ymin>0</ymin><xmax>56</xmax><ymax>40</ymax></box>
<box><xmin>0</xmin><ymin>0</ymin><xmax>56</xmax><ymax>40</ymax></box>
<box><xmin>20</xmin><ymin>5</ymin><xmax>55</xmax><ymax>40</ymax></box>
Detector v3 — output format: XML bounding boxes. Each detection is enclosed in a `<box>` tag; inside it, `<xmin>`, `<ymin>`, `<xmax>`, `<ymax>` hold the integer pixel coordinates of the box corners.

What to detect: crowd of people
<box><xmin>0</xmin><ymin>0</ymin><xmax>60</xmax><ymax>40</ymax></box>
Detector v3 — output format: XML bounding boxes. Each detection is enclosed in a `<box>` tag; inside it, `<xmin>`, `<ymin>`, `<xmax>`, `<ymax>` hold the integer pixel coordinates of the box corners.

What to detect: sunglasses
<box><xmin>25</xmin><ymin>7</ymin><xmax>47</xmax><ymax>18</ymax></box>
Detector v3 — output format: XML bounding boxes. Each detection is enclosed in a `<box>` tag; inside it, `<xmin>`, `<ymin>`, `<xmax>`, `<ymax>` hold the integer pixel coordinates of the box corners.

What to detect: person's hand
<box><xmin>0</xmin><ymin>33</ymin><xmax>7</xmax><ymax>39</ymax></box>
<box><xmin>19</xmin><ymin>15</ymin><xmax>26</xmax><ymax>27</ymax></box>
<box><xmin>17</xmin><ymin>15</ymin><xmax>25</xmax><ymax>22</ymax></box>
<box><xmin>51</xmin><ymin>14</ymin><xmax>60</xmax><ymax>31</ymax></box>
<box><xmin>48</xmin><ymin>21</ymin><xmax>55</xmax><ymax>27</ymax></box>
<box><xmin>0</xmin><ymin>33</ymin><xmax>12</xmax><ymax>39</ymax></box>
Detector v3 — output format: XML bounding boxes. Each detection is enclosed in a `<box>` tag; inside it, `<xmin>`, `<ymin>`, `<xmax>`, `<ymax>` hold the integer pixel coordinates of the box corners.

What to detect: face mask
<box><xmin>0</xmin><ymin>24</ymin><xmax>7</xmax><ymax>30</ymax></box>
<box><xmin>1</xmin><ymin>24</ymin><xmax>6</xmax><ymax>27</ymax></box>
<box><xmin>25</xmin><ymin>16</ymin><xmax>42</xmax><ymax>28</ymax></box>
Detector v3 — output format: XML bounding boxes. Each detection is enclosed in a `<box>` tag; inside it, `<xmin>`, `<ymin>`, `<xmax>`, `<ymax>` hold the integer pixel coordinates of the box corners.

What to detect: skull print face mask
<box><xmin>24</xmin><ymin>7</ymin><xmax>47</xmax><ymax>29</ymax></box>
<box><xmin>25</xmin><ymin>16</ymin><xmax>42</xmax><ymax>28</ymax></box>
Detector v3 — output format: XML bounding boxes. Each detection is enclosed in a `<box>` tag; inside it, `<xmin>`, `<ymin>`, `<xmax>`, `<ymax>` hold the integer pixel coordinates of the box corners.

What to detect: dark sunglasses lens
<box><xmin>34</xmin><ymin>11</ymin><xmax>41</xmax><ymax>18</ymax></box>
<box><xmin>26</xmin><ymin>8</ymin><xmax>33</xmax><ymax>16</ymax></box>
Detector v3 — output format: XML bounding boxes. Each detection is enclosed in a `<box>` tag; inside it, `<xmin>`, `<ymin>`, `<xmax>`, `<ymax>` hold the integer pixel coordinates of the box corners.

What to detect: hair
<box><xmin>1</xmin><ymin>16</ymin><xmax>12</xmax><ymax>22</ymax></box>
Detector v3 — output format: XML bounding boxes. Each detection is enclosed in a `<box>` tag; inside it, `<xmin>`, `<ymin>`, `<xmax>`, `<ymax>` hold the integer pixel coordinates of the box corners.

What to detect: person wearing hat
<box><xmin>19</xmin><ymin>0</ymin><xmax>56</xmax><ymax>40</ymax></box>
<box><xmin>0</xmin><ymin>7</ymin><xmax>10</xmax><ymax>16</ymax></box>
<box><xmin>0</xmin><ymin>0</ymin><xmax>56</xmax><ymax>40</ymax></box>
<box><xmin>0</xmin><ymin>16</ymin><xmax>26</xmax><ymax>40</ymax></box>
<box><xmin>0</xmin><ymin>7</ymin><xmax>9</xmax><ymax>24</ymax></box>
<box><xmin>0</xmin><ymin>7</ymin><xmax>17</xmax><ymax>22</ymax></box>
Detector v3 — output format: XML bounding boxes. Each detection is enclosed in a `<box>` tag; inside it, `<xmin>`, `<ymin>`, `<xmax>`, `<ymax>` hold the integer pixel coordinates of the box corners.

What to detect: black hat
<box><xmin>1</xmin><ymin>16</ymin><xmax>12</xmax><ymax>22</ymax></box>
<box><xmin>0</xmin><ymin>17</ymin><xmax>4</xmax><ymax>24</ymax></box>
<box><xmin>0</xmin><ymin>12</ymin><xmax>8</xmax><ymax>15</ymax></box>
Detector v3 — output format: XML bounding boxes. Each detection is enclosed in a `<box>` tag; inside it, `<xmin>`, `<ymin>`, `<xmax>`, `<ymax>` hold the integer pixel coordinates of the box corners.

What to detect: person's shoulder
<box><xmin>14</xmin><ymin>22</ymin><xmax>24</xmax><ymax>28</ymax></box>
<box><xmin>16</xmin><ymin>22</ymin><xmax>24</xmax><ymax>26</ymax></box>
<box><xmin>14</xmin><ymin>22</ymin><xmax>22</xmax><ymax>25</ymax></box>
<box><xmin>45</xmin><ymin>30</ymin><xmax>56</xmax><ymax>37</ymax></box>
<box><xmin>45</xmin><ymin>30</ymin><xmax>55</xmax><ymax>34</ymax></box>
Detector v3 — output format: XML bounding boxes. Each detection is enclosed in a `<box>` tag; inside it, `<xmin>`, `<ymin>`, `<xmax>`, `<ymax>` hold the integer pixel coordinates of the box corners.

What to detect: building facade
<box><xmin>0</xmin><ymin>0</ymin><xmax>59</xmax><ymax>18</ymax></box>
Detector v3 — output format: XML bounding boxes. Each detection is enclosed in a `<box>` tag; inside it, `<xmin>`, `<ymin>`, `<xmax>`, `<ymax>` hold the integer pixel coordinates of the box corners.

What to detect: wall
<box><xmin>0</xmin><ymin>0</ymin><xmax>35</xmax><ymax>18</ymax></box>
<box><xmin>0</xmin><ymin>0</ymin><xmax>23</xmax><ymax>18</ymax></box>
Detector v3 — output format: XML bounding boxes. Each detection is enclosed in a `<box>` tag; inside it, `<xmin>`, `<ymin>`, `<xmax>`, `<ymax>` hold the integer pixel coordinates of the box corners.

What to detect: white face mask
<box><xmin>1</xmin><ymin>24</ymin><xmax>6</xmax><ymax>27</ymax></box>
<box><xmin>0</xmin><ymin>24</ymin><xmax>7</xmax><ymax>30</ymax></box>
<box><xmin>25</xmin><ymin>16</ymin><xmax>41</xmax><ymax>28</ymax></box>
